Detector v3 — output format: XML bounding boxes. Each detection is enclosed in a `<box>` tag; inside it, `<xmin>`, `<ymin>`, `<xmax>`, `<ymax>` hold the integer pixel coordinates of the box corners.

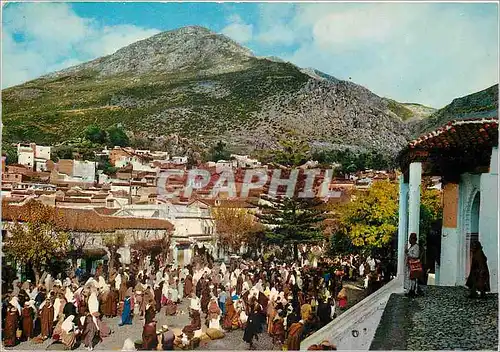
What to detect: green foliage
<box><xmin>2</xmin><ymin>142</ymin><xmax>18</xmax><ymax>165</ymax></box>
<box><xmin>329</xmin><ymin>231</ymin><xmax>354</xmax><ymax>255</ymax></box>
<box><xmin>84</xmin><ymin>124</ymin><xmax>107</xmax><ymax>144</ymax></box>
<box><xmin>337</xmin><ymin>180</ymin><xmax>399</xmax><ymax>249</ymax></box>
<box><xmin>1</xmin><ymin>58</ymin><xmax>309</xmax><ymax>148</ymax></box>
<box><xmin>331</xmin><ymin>179</ymin><xmax>442</xmax><ymax>254</ymax></box>
<box><xmin>312</xmin><ymin>148</ymin><xmax>393</xmax><ymax>172</ymax></box>
<box><xmin>208</xmin><ymin>141</ymin><xmax>231</xmax><ymax>162</ymax></box>
<box><xmin>257</xmin><ymin>196</ymin><xmax>326</xmax><ymax>259</ymax></box>
<box><xmin>387</xmin><ymin>99</ymin><xmax>414</xmax><ymax>121</ymax></box>
<box><xmin>107</xmin><ymin>125</ymin><xmax>130</xmax><ymax>147</ymax></box>
<box><xmin>97</xmin><ymin>155</ymin><xmax>118</xmax><ymax>175</ymax></box>
<box><xmin>53</xmin><ymin>145</ymin><xmax>75</xmax><ymax>160</ymax></box>
<box><xmin>3</xmin><ymin>200</ymin><xmax>69</xmax><ymax>281</ymax></box>
<box><xmin>271</xmin><ymin>131</ymin><xmax>310</xmax><ymax>167</ymax></box>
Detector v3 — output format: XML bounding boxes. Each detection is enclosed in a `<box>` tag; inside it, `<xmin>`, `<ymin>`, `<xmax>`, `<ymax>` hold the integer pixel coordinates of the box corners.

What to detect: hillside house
<box><xmin>2</xmin><ymin>199</ymin><xmax>174</xmax><ymax>275</ymax></box>
<box><xmin>17</xmin><ymin>143</ymin><xmax>51</xmax><ymax>171</ymax></box>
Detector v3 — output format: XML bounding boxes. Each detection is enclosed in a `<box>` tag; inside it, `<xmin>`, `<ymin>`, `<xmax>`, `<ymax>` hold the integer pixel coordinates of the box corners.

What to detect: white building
<box><xmin>113</xmin><ymin>199</ymin><xmax>215</xmax><ymax>267</ymax></box>
<box><xmin>230</xmin><ymin>154</ymin><xmax>261</xmax><ymax>168</ymax></box>
<box><xmin>115</xmin><ymin>155</ymin><xmax>158</xmax><ymax>173</ymax></box>
<box><xmin>397</xmin><ymin>118</ymin><xmax>498</xmax><ymax>292</ymax></box>
<box><xmin>215</xmin><ymin>160</ymin><xmax>233</xmax><ymax>173</ymax></box>
<box><xmin>73</xmin><ymin>160</ymin><xmax>97</xmax><ymax>183</ymax></box>
<box><xmin>17</xmin><ymin>143</ymin><xmax>51</xmax><ymax>171</ymax></box>
<box><xmin>171</xmin><ymin>156</ymin><xmax>188</xmax><ymax>165</ymax></box>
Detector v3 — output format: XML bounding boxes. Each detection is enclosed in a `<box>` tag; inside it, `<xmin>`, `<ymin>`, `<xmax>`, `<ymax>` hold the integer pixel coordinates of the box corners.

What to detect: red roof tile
<box><xmin>2</xmin><ymin>200</ymin><xmax>174</xmax><ymax>232</ymax></box>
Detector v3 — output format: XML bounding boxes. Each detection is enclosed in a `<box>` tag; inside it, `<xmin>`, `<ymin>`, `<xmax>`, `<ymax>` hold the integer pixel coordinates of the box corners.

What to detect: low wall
<box><xmin>300</xmin><ymin>277</ymin><xmax>403</xmax><ymax>351</ymax></box>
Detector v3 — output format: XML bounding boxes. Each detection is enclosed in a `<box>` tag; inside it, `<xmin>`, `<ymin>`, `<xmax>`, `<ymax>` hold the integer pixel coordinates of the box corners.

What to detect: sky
<box><xmin>2</xmin><ymin>2</ymin><xmax>498</xmax><ymax>108</ymax></box>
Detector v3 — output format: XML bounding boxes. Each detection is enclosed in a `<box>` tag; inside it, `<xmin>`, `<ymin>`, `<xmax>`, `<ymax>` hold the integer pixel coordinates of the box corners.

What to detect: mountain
<box><xmin>417</xmin><ymin>84</ymin><xmax>498</xmax><ymax>134</ymax></box>
<box><xmin>1</xmin><ymin>26</ymin><xmax>491</xmax><ymax>158</ymax></box>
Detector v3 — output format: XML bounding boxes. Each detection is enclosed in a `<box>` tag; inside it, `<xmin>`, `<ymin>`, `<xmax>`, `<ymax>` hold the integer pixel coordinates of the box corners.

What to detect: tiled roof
<box><xmin>398</xmin><ymin>117</ymin><xmax>498</xmax><ymax>176</ymax></box>
<box><xmin>408</xmin><ymin>118</ymin><xmax>498</xmax><ymax>149</ymax></box>
<box><xmin>2</xmin><ymin>200</ymin><xmax>174</xmax><ymax>232</ymax></box>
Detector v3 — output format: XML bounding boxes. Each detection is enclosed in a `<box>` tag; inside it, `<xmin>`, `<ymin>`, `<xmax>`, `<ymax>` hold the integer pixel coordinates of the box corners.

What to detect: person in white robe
<box><xmin>88</xmin><ymin>289</ymin><xmax>99</xmax><ymax>316</ymax></box>
<box><xmin>162</xmin><ymin>281</ymin><xmax>169</xmax><ymax>303</ymax></box>
<box><xmin>53</xmin><ymin>296</ymin><xmax>62</xmax><ymax>321</ymax></box>
<box><xmin>177</xmin><ymin>280</ymin><xmax>184</xmax><ymax>301</ymax></box>
<box><xmin>169</xmin><ymin>286</ymin><xmax>179</xmax><ymax>303</ymax></box>
<box><xmin>10</xmin><ymin>296</ymin><xmax>21</xmax><ymax>315</ymax></box>
<box><xmin>115</xmin><ymin>273</ymin><xmax>122</xmax><ymax>291</ymax></box>
<box><xmin>359</xmin><ymin>263</ymin><xmax>365</xmax><ymax>277</ymax></box>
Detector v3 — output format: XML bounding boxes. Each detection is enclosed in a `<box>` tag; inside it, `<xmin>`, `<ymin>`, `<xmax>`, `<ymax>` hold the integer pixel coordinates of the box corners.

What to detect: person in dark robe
<box><xmin>184</xmin><ymin>275</ymin><xmax>193</xmax><ymax>298</ymax></box>
<box><xmin>317</xmin><ymin>299</ymin><xmax>332</xmax><ymax>328</ymax></box>
<box><xmin>243</xmin><ymin>304</ymin><xmax>261</xmax><ymax>349</ymax></box>
<box><xmin>287</xmin><ymin>319</ymin><xmax>305</xmax><ymax>351</ymax></box>
<box><xmin>39</xmin><ymin>297</ymin><xmax>54</xmax><ymax>339</ymax></box>
<box><xmin>145</xmin><ymin>299</ymin><xmax>156</xmax><ymax>322</ymax></box>
<box><xmin>100</xmin><ymin>288</ymin><xmax>111</xmax><ymax>317</ymax></box>
<box><xmin>142</xmin><ymin>306</ymin><xmax>157</xmax><ymax>350</ymax></box>
<box><xmin>119</xmin><ymin>288</ymin><xmax>133</xmax><ymax>326</ymax></box>
<box><xmin>182</xmin><ymin>309</ymin><xmax>201</xmax><ymax>337</ymax></box>
<box><xmin>161</xmin><ymin>326</ymin><xmax>175</xmax><ymax>350</ymax></box>
<box><xmin>164</xmin><ymin>296</ymin><xmax>177</xmax><ymax>316</ymax></box>
<box><xmin>63</xmin><ymin>301</ymin><xmax>77</xmax><ymax>319</ymax></box>
<box><xmin>200</xmin><ymin>285</ymin><xmax>211</xmax><ymax>315</ymax></box>
<box><xmin>236</xmin><ymin>275</ymin><xmax>244</xmax><ymax>296</ymax></box>
<box><xmin>21</xmin><ymin>301</ymin><xmax>34</xmax><ymax>341</ymax></box>
<box><xmin>272</xmin><ymin>311</ymin><xmax>286</xmax><ymax>345</ymax></box>
<box><xmin>223</xmin><ymin>297</ymin><xmax>239</xmax><ymax>331</ymax></box>
<box><xmin>466</xmin><ymin>240</ymin><xmax>491</xmax><ymax>298</ymax></box>
<box><xmin>195</xmin><ymin>278</ymin><xmax>203</xmax><ymax>298</ymax></box>
<box><xmin>82</xmin><ymin>314</ymin><xmax>100</xmax><ymax>350</ymax></box>
<box><xmin>3</xmin><ymin>302</ymin><xmax>19</xmax><ymax>347</ymax></box>
<box><xmin>108</xmin><ymin>287</ymin><xmax>118</xmax><ymax>317</ymax></box>
<box><xmin>154</xmin><ymin>283</ymin><xmax>162</xmax><ymax>312</ymax></box>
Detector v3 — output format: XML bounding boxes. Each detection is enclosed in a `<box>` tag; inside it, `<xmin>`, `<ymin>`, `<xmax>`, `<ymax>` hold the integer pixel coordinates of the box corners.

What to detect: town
<box><xmin>1</xmin><ymin>2</ymin><xmax>498</xmax><ymax>352</ymax></box>
<box><xmin>2</xmin><ymin>142</ymin><xmax>399</xmax><ymax>274</ymax></box>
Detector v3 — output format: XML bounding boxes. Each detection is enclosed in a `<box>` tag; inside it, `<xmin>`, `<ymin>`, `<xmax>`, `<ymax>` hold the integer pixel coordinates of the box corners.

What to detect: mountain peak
<box><xmin>46</xmin><ymin>25</ymin><xmax>254</xmax><ymax>79</ymax></box>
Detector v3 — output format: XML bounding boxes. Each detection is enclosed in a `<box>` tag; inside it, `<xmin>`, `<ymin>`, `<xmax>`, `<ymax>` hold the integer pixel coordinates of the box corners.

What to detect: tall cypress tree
<box><xmin>257</xmin><ymin>195</ymin><xmax>326</xmax><ymax>260</ymax></box>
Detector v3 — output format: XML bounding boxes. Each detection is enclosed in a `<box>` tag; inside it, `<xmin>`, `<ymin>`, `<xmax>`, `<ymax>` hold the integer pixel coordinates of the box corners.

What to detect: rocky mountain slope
<box><xmin>1</xmin><ymin>26</ymin><xmax>493</xmax><ymax>158</ymax></box>
<box><xmin>416</xmin><ymin>84</ymin><xmax>498</xmax><ymax>135</ymax></box>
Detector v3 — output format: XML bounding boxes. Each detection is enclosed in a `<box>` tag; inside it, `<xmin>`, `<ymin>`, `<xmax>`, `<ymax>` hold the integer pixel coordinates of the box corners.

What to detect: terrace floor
<box><xmin>370</xmin><ymin>286</ymin><xmax>498</xmax><ymax>350</ymax></box>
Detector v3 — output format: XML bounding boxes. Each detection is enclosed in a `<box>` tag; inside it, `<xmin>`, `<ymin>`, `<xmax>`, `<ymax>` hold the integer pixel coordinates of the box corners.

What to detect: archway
<box><xmin>465</xmin><ymin>192</ymin><xmax>480</xmax><ymax>279</ymax></box>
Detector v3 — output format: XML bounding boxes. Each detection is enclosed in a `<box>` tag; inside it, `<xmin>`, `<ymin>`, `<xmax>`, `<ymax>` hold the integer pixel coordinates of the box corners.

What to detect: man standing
<box><xmin>218</xmin><ymin>287</ymin><xmax>227</xmax><ymax>316</ymax></box>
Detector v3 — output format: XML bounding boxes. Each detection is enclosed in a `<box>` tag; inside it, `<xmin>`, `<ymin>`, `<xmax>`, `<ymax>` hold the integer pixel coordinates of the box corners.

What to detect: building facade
<box><xmin>397</xmin><ymin>118</ymin><xmax>498</xmax><ymax>292</ymax></box>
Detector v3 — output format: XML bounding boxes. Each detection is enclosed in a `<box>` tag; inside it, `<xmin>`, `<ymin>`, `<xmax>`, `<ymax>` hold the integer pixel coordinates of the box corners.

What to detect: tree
<box><xmin>131</xmin><ymin>235</ymin><xmax>170</xmax><ymax>269</ymax></box>
<box><xmin>208</xmin><ymin>141</ymin><xmax>231</xmax><ymax>162</ymax></box>
<box><xmin>336</xmin><ymin>180</ymin><xmax>399</xmax><ymax>249</ymax></box>
<box><xmin>97</xmin><ymin>155</ymin><xmax>118</xmax><ymax>175</ymax></box>
<box><xmin>53</xmin><ymin>145</ymin><xmax>74</xmax><ymax>161</ymax></box>
<box><xmin>272</xmin><ymin>131</ymin><xmax>310</xmax><ymax>167</ymax></box>
<box><xmin>107</xmin><ymin>126</ymin><xmax>130</xmax><ymax>147</ymax></box>
<box><xmin>331</xmin><ymin>179</ymin><xmax>442</xmax><ymax>254</ymax></box>
<box><xmin>257</xmin><ymin>196</ymin><xmax>326</xmax><ymax>260</ymax></box>
<box><xmin>68</xmin><ymin>232</ymin><xmax>91</xmax><ymax>270</ymax></box>
<box><xmin>212</xmin><ymin>207</ymin><xmax>263</xmax><ymax>254</ymax></box>
<box><xmin>2</xmin><ymin>142</ymin><xmax>17</xmax><ymax>165</ymax></box>
<box><xmin>103</xmin><ymin>233</ymin><xmax>125</xmax><ymax>277</ymax></box>
<box><xmin>3</xmin><ymin>200</ymin><xmax>69</xmax><ymax>283</ymax></box>
<box><xmin>84</xmin><ymin>124</ymin><xmax>107</xmax><ymax>144</ymax></box>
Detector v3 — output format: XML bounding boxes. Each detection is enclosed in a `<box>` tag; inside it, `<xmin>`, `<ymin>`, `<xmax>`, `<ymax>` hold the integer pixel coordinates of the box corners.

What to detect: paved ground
<box><xmin>6</xmin><ymin>282</ymin><xmax>368</xmax><ymax>351</ymax></box>
<box><xmin>370</xmin><ymin>286</ymin><xmax>498</xmax><ymax>350</ymax></box>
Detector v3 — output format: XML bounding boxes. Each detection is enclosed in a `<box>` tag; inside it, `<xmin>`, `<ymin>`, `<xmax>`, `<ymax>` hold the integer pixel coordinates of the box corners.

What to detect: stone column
<box><xmin>397</xmin><ymin>175</ymin><xmax>409</xmax><ymax>278</ymax></box>
<box><xmin>408</xmin><ymin>162</ymin><xmax>422</xmax><ymax>241</ymax></box>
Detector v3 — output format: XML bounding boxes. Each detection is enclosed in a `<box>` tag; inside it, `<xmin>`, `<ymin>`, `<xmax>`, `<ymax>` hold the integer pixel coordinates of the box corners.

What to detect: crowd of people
<box><xmin>1</xmin><ymin>250</ymin><xmax>395</xmax><ymax>351</ymax></box>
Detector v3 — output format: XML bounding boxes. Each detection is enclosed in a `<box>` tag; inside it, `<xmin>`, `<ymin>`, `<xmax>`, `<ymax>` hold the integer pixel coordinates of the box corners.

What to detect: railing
<box><xmin>300</xmin><ymin>276</ymin><xmax>403</xmax><ymax>351</ymax></box>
